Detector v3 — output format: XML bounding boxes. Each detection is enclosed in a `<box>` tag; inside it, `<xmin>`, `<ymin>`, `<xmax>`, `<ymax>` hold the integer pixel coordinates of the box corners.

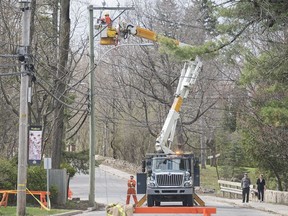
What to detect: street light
<box><xmin>88</xmin><ymin>5</ymin><xmax>153</xmax><ymax>207</ymax></box>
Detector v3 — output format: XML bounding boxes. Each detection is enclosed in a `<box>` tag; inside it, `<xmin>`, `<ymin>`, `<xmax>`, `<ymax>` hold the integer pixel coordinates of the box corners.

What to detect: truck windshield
<box><xmin>152</xmin><ymin>158</ymin><xmax>188</xmax><ymax>171</ymax></box>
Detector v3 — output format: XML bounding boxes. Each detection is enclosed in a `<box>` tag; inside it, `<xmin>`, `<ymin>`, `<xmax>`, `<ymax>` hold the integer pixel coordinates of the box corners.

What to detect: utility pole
<box><xmin>17</xmin><ymin>1</ymin><xmax>31</xmax><ymax>215</ymax></box>
<box><xmin>87</xmin><ymin>5</ymin><xmax>135</xmax><ymax>206</ymax></box>
<box><xmin>88</xmin><ymin>5</ymin><xmax>96</xmax><ymax>207</ymax></box>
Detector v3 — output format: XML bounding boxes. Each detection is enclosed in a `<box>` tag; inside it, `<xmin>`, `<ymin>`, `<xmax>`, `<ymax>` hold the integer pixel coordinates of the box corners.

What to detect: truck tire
<box><xmin>147</xmin><ymin>195</ymin><xmax>154</xmax><ymax>207</ymax></box>
<box><xmin>183</xmin><ymin>195</ymin><xmax>193</xmax><ymax>206</ymax></box>
<box><xmin>155</xmin><ymin>201</ymin><xmax>161</xmax><ymax>206</ymax></box>
<box><xmin>186</xmin><ymin>195</ymin><xmax>193</xmax><ymax>206</ymax></box>
<box><xmin>183</xmin><ymin>200</ymin><xmax>187</xmax><ymax>206</ymax></box>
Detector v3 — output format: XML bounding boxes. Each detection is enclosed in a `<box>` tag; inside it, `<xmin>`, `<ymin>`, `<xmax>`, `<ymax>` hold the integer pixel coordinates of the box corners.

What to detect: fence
<box><xmin>218</xmin><ymin>180</ymin><xmax>288</xmax><ymax>205</ymax></box>
<box><xmin>218</xmin><ymin>180</ymin><xmax>253</xmax><ymax>199</ymax></box>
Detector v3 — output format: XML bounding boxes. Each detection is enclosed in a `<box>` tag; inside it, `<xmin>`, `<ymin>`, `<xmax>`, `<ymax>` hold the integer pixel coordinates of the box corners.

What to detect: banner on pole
<box><xmin>28</xmin><ymin>125</ymin><xmax>42</xmax><ymax>165</ymax></box>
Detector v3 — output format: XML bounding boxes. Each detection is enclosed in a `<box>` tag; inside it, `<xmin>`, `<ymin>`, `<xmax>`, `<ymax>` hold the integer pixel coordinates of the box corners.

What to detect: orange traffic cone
<box><xmin>68</xmin><ymin>188</ymin><xmax>73</xmax><ymax>200</ymax></box>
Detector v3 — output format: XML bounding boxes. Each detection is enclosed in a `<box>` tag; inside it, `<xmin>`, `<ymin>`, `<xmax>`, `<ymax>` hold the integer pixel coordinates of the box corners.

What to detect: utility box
<box><xmin>49</xmin><ymin>169</ymin><xmax>68</xmax><ymax>205</ymax></box>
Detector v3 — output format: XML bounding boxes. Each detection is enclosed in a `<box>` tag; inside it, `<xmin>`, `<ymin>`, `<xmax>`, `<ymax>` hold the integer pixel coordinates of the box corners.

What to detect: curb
<box><xmin>52</xmin><ymin>210</ymin><xmax>83</xmax><ymax>216</ymax></box>
<box><xmin>51</xmin><ymin>203</ymin><xmax>105</xmax><ymax>216</ymax></box>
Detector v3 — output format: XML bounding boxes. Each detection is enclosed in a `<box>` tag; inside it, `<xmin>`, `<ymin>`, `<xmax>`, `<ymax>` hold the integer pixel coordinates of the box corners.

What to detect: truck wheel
<box><xmin>186</xmin><ymin>195</ymin><xmax>193</xmax><ymax>206</ymax></box>
<box><xmin>182</xmin><ymin>200</ymin><xmax>187</xmax><ymax>206</ymax></box>
<box><xmin>155</xmin><ymin>201</ymin><xmax>160</xmax><ymax>206</ymax></box>
<box><xmin>147</xmin><ymin>195</ymin><xmax>154</xmax><ymax>207</ymax></box>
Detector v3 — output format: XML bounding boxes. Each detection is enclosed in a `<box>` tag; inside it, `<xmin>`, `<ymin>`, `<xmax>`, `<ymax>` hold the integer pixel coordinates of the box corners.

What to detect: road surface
<box><xmin>69</xmin><ymin>165</ymin><xmax>281</xmax><ymax>216</ymax></box>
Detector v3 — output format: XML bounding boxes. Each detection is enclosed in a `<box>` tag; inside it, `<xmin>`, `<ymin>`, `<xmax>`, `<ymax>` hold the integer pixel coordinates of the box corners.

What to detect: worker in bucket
<box><xmin>100</xmin><ymin>10</ymin><xmax>112</xmax><ymax>28</ymax></box>
<box><xmin>126</xmin><ymin>175</ymin><xmax>138</xmax><ymax>205</ymax></box>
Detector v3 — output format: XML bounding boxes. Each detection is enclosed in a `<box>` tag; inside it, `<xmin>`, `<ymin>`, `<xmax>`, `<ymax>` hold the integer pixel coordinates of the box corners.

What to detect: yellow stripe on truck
<box><xmin>172</xmin><ymin>96</ymin><xmax>183</xmax><ymax>112</ymax></box>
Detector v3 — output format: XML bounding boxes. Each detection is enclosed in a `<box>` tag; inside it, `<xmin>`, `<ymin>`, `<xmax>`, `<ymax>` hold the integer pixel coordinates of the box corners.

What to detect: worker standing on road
<box><xmin>126</xmin><ymin>175</ymin><xmax>138</xmax><ymax>205</ymax></box>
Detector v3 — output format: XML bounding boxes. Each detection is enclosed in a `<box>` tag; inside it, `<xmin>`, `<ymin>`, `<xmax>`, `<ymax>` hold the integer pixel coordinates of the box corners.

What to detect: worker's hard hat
<box><xmin>102</xmin><ymin>10</ymin><xmax>110</xmax><ymax>16</ymax></box>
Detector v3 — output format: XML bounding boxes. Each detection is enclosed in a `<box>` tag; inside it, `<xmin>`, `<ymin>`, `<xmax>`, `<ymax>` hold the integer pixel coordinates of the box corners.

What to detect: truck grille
<box><xmin>156</xmin><ymin>174</ymin><xmax>183</xmax><ymax>186</ymax></box>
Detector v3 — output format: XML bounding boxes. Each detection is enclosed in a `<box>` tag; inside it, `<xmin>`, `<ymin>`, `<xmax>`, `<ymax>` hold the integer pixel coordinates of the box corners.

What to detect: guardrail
<box><xmin>218</xmin><ymin>180</ymin><xmax>253</xmax><ymax>199</ymax></box>
<box><xmin>218</xmin><ymin>180</ymin><xmax>288</xmax><ymax>205</ymax></box>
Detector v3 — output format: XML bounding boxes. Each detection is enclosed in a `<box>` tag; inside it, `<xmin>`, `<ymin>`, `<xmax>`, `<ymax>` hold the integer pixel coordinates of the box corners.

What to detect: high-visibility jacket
<box><xmin>127</xmin><ymin>179</ymin><xmax>136</xmax><ymax>188</ymax></box>
<box><xmin>106</xmin><ymin>203</ymin><xmax>125</xmax><ymax>216</ymax></box>
<box><xmin>101</xmin><ymin>15</ymin><xmax>112</xmax><ymax>28</ymax></box>
<box><xmin>127</xmin><ymin>179</ymin><xmax>137</xmax><ymax>196</ymax></box>
<box><xmin>106</xmin><ymin>203</ymin><xmax>135</xmax><ymax>216</ymax></box>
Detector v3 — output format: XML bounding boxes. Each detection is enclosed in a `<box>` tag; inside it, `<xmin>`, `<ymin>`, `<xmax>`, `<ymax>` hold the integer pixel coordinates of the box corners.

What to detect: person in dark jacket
<box><xmin>256</xmin><ymin>174</ymin><xmax>266</xmax><ymax>202</ymax></box>
<box><xmin>241</xmin><ymin>173</ymin><xmax>251</xmax><ymax>203</ymax></box>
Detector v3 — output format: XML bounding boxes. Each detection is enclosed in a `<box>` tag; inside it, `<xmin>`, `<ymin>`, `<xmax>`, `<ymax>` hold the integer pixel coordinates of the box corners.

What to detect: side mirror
<box><xmin>141</xmin><ymin>160</ymin><xmax>146</xmax><ymax>173</ymax></box>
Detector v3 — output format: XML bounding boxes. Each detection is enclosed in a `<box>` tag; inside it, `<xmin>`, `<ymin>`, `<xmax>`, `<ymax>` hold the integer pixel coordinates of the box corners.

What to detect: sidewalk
<box><xmin>203</xmin><ymin>194</ymin><xmax>288</xmax><ymax>216</ymax></box>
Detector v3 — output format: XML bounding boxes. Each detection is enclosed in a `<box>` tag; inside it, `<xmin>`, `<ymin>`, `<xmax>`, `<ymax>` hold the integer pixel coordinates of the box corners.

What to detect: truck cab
<box><xmin>138</xmin><ymin>153</ymin><xmax>200</xmax><ymax>207</ymax></box>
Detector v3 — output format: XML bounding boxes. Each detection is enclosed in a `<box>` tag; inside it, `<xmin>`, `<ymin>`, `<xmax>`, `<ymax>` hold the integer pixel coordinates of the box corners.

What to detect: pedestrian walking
<box><xmin>256</xmin><ymin>174</ymin><xmax>266</xmax><ymax>202</ymax></box>
<box><xmin>126</xmin><ymin>175</ymin><xmax>138</xmax><ymax>205</ymax></box>
<box><xmin>241</xmin><ymin>173</ymin><xmax>251</xmax><ymax>203</ymax></box>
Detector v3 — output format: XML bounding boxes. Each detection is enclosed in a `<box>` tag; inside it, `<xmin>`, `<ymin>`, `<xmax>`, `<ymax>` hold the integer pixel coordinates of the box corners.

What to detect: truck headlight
<box><xmin>184</xmin><ymin>175</ymin><xmax>192</xmax><ymax>187</ymax></box>
<box><xmin>147</xmin><ymin>181</ymin><xmax>156</xmax><ymax>187</ymax></box>
<box><xmin>147</xmin><ymin>174</ymin><xmax>156</xmax><ymax>187</ymax></box>
<box><xmin>184</xmin><ymin>171</ymin><xmax>190</xmax><ymax>181</ymax></box>
<box><xmin>184</xmin><ymin>179</ymin><xmax>192</xmax><ymax>187</ymax></box>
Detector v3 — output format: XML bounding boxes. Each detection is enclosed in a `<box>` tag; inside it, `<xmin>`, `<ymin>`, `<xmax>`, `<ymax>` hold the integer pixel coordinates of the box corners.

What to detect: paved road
<box><xmin>78</xmin><ymin>196</ymin><xmax>280</xmax><ymax>216</ymax></box>
<box><xmin>70</xmin><ymin>165</ymin><xmax>134</xmax><ymax>204</ymax></box>
<box><xmin>69</xmin><ymin>165</ymin><xmax>288</xmax><ymax>216</ymax></box>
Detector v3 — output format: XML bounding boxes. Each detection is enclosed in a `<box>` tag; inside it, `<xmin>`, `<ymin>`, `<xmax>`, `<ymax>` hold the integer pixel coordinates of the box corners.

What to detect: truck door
<box><xmin>137</xmin><ymin>173</ymin><xmax>147</xmax><ymax>194</ymax></box>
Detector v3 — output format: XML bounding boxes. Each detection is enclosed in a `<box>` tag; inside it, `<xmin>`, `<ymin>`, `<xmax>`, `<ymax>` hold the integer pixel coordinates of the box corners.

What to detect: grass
<box><xmin>200</xmin><ymin>165</ymin><xmax>220</xmax><ymax>191</ymax></box>
<box><xmin>199</xmin><ymin>165</ymin><xmax>258</xmax><ymax>193</ymax></box>
<box><xmin>0</xmin><ymin>200</ymin><xmax>104</xmax><ymax>216</ymax></box>
<box><xmin>0</xmin><ymin>206</ymin><xmax>73</xmax><ymax>216</ymax></box>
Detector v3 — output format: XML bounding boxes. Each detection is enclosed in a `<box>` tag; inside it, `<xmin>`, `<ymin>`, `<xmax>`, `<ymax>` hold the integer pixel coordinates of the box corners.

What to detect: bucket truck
<box><xmin>138</xmin><ymin>59</ymin><xmax>202</xmax><ymax>207</ymax></box>
<box><xmin>96</xmin><ymin>20</ymin><xmax>203</xmax><ymax>206</ymax></box>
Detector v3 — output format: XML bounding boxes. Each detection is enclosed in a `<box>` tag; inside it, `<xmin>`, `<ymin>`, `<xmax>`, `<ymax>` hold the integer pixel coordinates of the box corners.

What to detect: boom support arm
<box><xmin>155</xmin><ymin>58</ymin><xmax>202</xmax><ymax>154</ymax></box>
<box><xmin>121</xmin><ymin>24</ymin><xmax>190</xmax><ymax>47</ymax></box>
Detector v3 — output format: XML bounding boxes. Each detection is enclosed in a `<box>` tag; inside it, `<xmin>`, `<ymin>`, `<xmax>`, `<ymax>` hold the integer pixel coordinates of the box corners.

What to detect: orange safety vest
<box><xmin>101</xmin><ymin>15</ymin><xmax>112</xmax><ymax>28</ymax></box>
<box><xmin>127</xmin><ymin>179</ymin><xmax>136</xmax><ymax>188</ymax></box>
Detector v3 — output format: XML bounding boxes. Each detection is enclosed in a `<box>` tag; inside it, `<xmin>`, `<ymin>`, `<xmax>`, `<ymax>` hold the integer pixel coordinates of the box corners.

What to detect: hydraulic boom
<box><xmin>155</xmin><ymin>58</ymin><xmax>202</xmax><ymax>154</ymax></box>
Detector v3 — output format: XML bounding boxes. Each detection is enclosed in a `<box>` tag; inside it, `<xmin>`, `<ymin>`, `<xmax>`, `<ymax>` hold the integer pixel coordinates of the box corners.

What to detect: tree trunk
<box><xmin>51</xmin><ymin>0</ymin><xmax>70</xmax><ymax>169</ymax></box>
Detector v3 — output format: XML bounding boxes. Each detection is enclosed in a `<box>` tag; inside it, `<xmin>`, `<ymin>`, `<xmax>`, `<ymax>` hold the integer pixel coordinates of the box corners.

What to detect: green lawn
<box><xmin>200</xmin><ymin>165</ymin><xmax>220</xmax><ymax>191</ymax></box>
<box><xmin>0</xmin><ymin>206</ymin><xmax>73</xmax><ymax>216</ymax></box>
<box><xmin>199</xmin><ymin>165</ymin><xmax>258</xmax><ymax>193</ymax></box>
